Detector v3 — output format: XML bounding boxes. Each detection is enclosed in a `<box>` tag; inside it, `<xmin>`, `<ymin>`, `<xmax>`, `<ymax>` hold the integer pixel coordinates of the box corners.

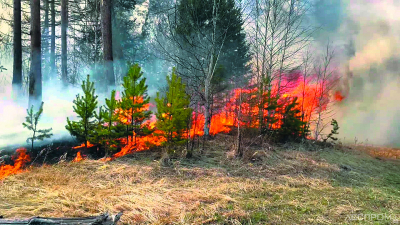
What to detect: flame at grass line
<box><xmin>72</xmin><ymin>151</ymin><xmax>84</xmax><ymax>162</ymax></box>
<box><xmin>72</xmin><ymin>141</ymin><xmax>93</xmax><ymax>162</ymax></box>
<box><xmin>0</xmin><ymin>148</ymin><xmax>31</xmax><ymax>180</ymax></box>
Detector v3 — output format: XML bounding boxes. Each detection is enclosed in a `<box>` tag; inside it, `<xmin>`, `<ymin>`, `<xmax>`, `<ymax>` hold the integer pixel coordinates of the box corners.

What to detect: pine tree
<box><xmin>155</xmin><ymin>68</ymin><xmax>192</xmax><ymax>152</ymax></box>
<box><xmin>176</xmin><ymin>0</ymin><xmax>251</xmax><ymax>79</ymax></box>
<box><xmin>175</xmin><ymin>0</ymin><xmax>251</xmax><ymax>136</ymax></box>
<box><xmin>276</xmin><ymin>97</ymin><xmax>308</xmax><ymax>142</ymax></box>
<box><xmin>22</xmin><ymin>102</ymin><xmax>53</xmax><ymax>151</ymax></box>
<box><xmin>119</xmin><ymin>64</ymin><xmax>152</xmax><ymax>146</ymax></box>
<box><xmin>95</xmin><ymin>90</ymin><xmax>125</xmax><ymax>156</ymax></box>
<box><xmin>323</xmin><ymin>119</ymin><xmax>339</xmax><ymax>143</ymax></box>
<box><xmin>66</xmin><ymin>75</ymin><xmax>98</xmax><ymax>149</ymax></box>
<box><xmin>89</xmin><ymin>106</ymin><xmax>106</xmax><ymax>146</ymax></box>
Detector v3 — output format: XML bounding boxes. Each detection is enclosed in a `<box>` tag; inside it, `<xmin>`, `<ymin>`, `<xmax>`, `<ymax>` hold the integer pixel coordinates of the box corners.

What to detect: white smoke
<box><xmin>0</xmin><ymin>79</ymin><xmax>83</xmax><ymax>148</ymax></box>
<box><xmin>335</xmin><ymin>0</ymin><xmax>400</xmax><ymax>146</ymax></box>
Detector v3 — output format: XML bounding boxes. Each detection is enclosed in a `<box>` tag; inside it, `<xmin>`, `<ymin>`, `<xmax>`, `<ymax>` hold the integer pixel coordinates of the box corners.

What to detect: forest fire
<box><xmin>0</xmin><ymin>148</ymin><xmax>31</xmax><ymax>180</ymax></box>
<box><xmin>192</xmin><ymin>71</ymin><xmax>334</xmax><ymax>135</ymax></box>
<box><xmin>113</xmin><ymin>132</ymin><xmax>166</xmax><ymax>158</ymax></box>
<box><xmin>68</xmin><ymin>70</ymin><xmax>338</xmax><ymax>161</ymax></box>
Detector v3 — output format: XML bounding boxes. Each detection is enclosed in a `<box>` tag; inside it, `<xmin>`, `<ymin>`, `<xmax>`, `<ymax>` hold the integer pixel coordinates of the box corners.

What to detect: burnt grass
<box><xmin>0</xmin><ymin>138</ymin><xmax>104</xmax><ymax>166</ymax></box>
<box><xmin>0</xmin><ymin>129</ymin><xmax>343</xmax><ymax>168</ymax></box>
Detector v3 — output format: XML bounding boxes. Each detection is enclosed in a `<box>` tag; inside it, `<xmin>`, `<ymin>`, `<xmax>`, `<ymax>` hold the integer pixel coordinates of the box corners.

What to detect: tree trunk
<box><xmin>276</xmin><ymin>0</ymin><xmax>294</xmax><ymax>95</ymax></box>
<box><xmin>42</xmin><ymin>0</ymin><xmax>50</xmax><ymax>81</ymax></box>
<box><xmin>51</xmin><ymin>0</ymin><xmax>56</xmax><ymax>79</ymax></box>
<box><xmin>12</xmin><ymin>0</ymin><xmax>22</xmax><ymax>97</ymax></box>
<box><xmin>61</xmin><ymin>0</ymin><xmax>68</xmax><ymax>86</ymax></box>
<box><xmin>102</xmin><ymin>0</ymin><xmax>115</xmax><ymax>92</ymax></box>
<box><xmin>203</xmin><ymin>0</ymin><xmax>217</xmax><ymax>138</ymax></box>
<box><xmin>29</xmin><ymin>0</ymin><xmax>42</xmax><ymax>108</ymax></box>
<box><xmin>111</xmin><ymin>2</ymin><xmax>124</xmax><ymax>84</ymax></box>
<box><xmin>203</xmin><ymin>66</ymin><xmax>212</xmax><ymax>137</ymax></box>
<box><xmin>236</xmin><ymin>89</ymin><xmax>242</xmax><ymax>157</ymax></box>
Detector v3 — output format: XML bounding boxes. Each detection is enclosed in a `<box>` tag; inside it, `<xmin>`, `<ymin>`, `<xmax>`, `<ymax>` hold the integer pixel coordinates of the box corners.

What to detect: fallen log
<box><xmin>0</xmin><ymin>212</ymin><xmax>122</xmax><ymax>225</ymax></box>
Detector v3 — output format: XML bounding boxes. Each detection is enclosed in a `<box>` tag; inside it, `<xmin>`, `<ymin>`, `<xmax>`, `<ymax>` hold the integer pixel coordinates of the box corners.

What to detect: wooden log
<box><xmin>0</xmin><ymin>212</ymin><xmax>122</xmax><ymax>225</ymax></box>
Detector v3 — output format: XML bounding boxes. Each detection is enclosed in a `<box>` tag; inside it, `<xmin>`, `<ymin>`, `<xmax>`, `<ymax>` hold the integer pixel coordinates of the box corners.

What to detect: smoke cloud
<box><xmin>321</xmin><ymin>0</ymin><xmax>400</xmax><ymax>146</ymax></box>
<box><xmin>0</xmin><ymin>80</ymin><xmax>80</xmax><ymax>149</ymax></box>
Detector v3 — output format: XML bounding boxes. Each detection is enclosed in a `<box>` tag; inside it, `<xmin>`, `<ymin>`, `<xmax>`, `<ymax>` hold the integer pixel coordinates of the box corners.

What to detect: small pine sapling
<box><xmin>262</xmin><ymin>89</ymin><xmax>280</xmax><ymax>134</ymax></box>
<box><xmin>89</xmin><ymin>106</ymin><xmax>106</xmax><ymax>145</ymax></box>
<box><xmin>276</xmin><ymin>97</ymin><xmax>308</xmax><ymax>142</ymax></box>
<box><xmin>101</xmin><ymin>90</ymin><xmax>125</xmax><ymax>156</ymax></box>
<box><xmin>119</xmin><ymin>64</ymin><xmax>152</xmax><ymax>146</ymax></box>
<box><xmin>155</xmin><ymin>68</ymin><xmax>192</xmax><ymax>154</ymax></box>
<box><xmin>22</xmin><ymin>102</ymin><xmax>53</xmax><ymax>151</ymax></box>
<box><xmin>66</xmin><ymin>75</ymin><xmax>98</xmax><ymax>149</ymax></box>
<box><xmin>0</xmin><ymin>65</ymin><xmax>6</xmax><ymax>72</ymax></box>
<box><xmin>324</xmin><ymin>119</ymin><xmax>339</xmax><ymax>143</ymax></box>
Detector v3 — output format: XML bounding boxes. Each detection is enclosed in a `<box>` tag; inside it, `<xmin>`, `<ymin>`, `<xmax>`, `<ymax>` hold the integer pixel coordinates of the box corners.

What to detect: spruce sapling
<box><xmin>22</xmin><ymin>101</ymin><xmax>53</xmax><ymax>151</ymax></box>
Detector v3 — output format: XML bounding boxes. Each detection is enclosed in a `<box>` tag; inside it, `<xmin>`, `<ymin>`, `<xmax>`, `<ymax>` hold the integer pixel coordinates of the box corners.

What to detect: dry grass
<box><xmin>0</xmin><ymin>138</ymin><xmax>399</xmax><ymax>224</ymax></box>
<box><xmin>351</xmin><ymin>144</ymin><xmax>400</xmax><ymax>160</ymax></box>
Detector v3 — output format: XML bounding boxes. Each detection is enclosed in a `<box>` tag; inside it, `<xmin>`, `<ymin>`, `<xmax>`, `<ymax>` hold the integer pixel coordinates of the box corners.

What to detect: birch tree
<box><xmin>155</xmin><ymin>0</ymin><xmax>250</xmax><ymax>137</ymax></box>
<box><xmin>248</xmin><ymin>0</ymin><xmax>312</xmax><ymax>132</ymax></box>
<box><xmin>312</xmin><ymin>42</ymin><xmax>338</xmax><ymax>140</ymax></box>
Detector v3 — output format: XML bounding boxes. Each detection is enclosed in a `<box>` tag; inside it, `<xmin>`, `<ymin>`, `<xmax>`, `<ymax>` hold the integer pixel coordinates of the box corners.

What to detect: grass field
<box><xmin>0</xmin><ymin>135</ymin><xmax>399</xmax><ymax>224</ymax></box>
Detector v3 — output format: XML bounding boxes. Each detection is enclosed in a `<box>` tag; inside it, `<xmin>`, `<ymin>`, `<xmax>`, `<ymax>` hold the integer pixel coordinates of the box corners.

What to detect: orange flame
<box><xmin>72</xmin><ymin>141</ymin><xmax>94</xmax><ymax>149</ymax></box>
<box><xmin>69</xmin><ymin>70</ymin><xmax>337</xmax><ymax>160</ymax></box>
<box><xmin>73</xmin><ymin>151</ymin><xmax>84</xmax><ymax>162</ymax></box>
<box><xmin>0</xmin><ymin>148</ymin><xmax>31</xmax><ymax>180</ymax></box>
<box><xmin>334</xmin><ymin>91</ymin><xmax>345</xmax><ymax>102</ymax></box>
<box><xmin>188</xmin><ymin>71</ymin><xmax>334</xmax><ymax>136</ymax></box>
<box><xmin>100</xmin><ymin>157</ymin><xmax>112</xmax><ymax>162</ymax></box>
